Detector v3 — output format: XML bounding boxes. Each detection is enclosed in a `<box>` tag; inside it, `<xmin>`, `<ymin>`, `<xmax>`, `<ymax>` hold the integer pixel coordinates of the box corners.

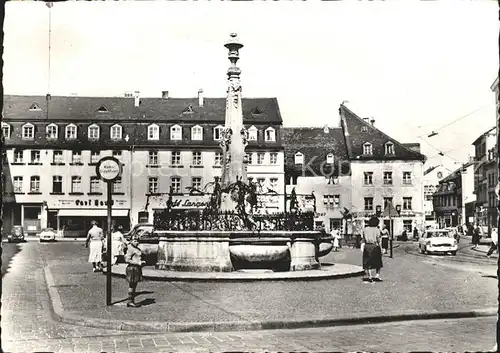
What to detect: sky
<box><xmin>3</xmin><ymin>1</ymin><xmax>499</xmax><ymax>169</ymax></box>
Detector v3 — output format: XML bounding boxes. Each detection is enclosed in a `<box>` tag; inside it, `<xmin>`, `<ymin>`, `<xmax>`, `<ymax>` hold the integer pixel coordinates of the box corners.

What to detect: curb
<box><xmin>43</xmin><ymin>266</ymin><xmax>497</xmax><ymax>333</ymax></box>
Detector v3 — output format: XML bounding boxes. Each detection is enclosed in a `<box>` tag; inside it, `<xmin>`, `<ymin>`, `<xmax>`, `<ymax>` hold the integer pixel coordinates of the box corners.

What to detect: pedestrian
<box><xmin>472</xmin><ymin>223</ymin><xmax>481</xmax><ymax>249</ymax></box>
<box><xmin>380</xmin><ymin>224</ymin><xmax>389</xmax><ymax>254</ymax></box>
<box><xmin>124</xmin><ymin>235</ymin><xmax>146</xmax><ymax>307</ymax></box>
<box><xmin>111</xmin><ymin>225</ymin><xmax>127</xmax><ymax>265</ymax></box>
<box><xmin>331</xmin><ymin>227</ymin><xmax>340</xmax><ymax>252</ymax></box>
<box><xmin>85</xmin><ymin>220</ymin><xmax>104</xmax><ymax>272</ymax></box>
<box><xmin>361</xmin><ymin>216</ymin><xmax>383</xmax><ymax>283</ymax></box>
<box><xmin>413</xmin><ymin>227</ymin><xmax>419</xmax><ymax>240</ymax></box>
<box><xmin>487</xmin><ymin>227</ymin><xmax>498</xmax><ymax>258</ymax></box>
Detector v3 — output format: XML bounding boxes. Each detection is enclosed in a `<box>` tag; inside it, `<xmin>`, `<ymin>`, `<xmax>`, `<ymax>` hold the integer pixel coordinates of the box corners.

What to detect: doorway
<box><xmin>23</xmin><ymin>206</ymin><xmax>41</xmax><ymax>234</ymax></box>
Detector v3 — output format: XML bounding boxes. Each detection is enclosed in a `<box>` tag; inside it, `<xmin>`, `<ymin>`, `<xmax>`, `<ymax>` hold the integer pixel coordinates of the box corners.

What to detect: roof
<box><xmin>472</xmin><ymin>126</ymin><xmax>496</xmax><ymax>146</ymax></box>
<box><xmin>282</xmin><ymin>127</ymin><xmax>349</xmax><ymax>176</ymax></box>
<box><xmin>3</xmin><ymin>95</ymin><xmax>282</xmax><ymax>124</ymax></box>
<box><xmin>339</xmin><ymin>104</ymin><xmax>427</xmax><ymax>161</ymax></box>
<box><xmin>439</xmin><ymin>162</ymin><xmax>473</xmax><ymax>183</ymax></box>
<box><xmin>424</xmin><ymin>165</ymin><xmax>438</xmax><ymax>176</ymax></box>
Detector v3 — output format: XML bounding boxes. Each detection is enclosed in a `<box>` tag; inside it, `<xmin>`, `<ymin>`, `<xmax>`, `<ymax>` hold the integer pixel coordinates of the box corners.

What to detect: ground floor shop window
<box><xmin>329</xmin><ymin>219</ymin><xmax>342</xmax><ymax>232</ymax></box>
<box><xmin>403</xmin><ymin>220</ymin><xmax>413</xmax><ymax>232</ymax></box>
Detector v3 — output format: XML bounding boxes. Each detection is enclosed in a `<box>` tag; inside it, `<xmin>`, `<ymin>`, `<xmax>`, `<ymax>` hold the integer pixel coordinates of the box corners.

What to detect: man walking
<box><xmin>487</xmin><ymin>227</ymin><xmax>498</xmax><ymax>258</ymax></box>
<box><xmin>472</xmin><ymin>223</ymin><xmax>481</xmax><ymax>249</ymax></box>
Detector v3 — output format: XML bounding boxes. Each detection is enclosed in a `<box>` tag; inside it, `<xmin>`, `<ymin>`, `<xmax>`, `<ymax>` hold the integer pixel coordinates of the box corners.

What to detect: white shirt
<box><xmin>491</xmin><ymin>229</ymin><xmax>498</xmax><ymax>244</ymax></box>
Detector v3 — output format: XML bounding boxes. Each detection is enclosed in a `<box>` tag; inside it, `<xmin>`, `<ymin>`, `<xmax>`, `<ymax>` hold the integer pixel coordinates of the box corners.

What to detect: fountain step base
<box><xmin>108</xmin><ymin>263</ymin><xmax>364</xmax><ymax>281</ymax></box>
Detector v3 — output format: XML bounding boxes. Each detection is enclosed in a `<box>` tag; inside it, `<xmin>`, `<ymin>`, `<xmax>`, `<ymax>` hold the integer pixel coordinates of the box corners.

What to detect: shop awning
<box><xmin>57</xmin><ymin>209</ymin><xmax>129</xmax><ymax>217</ymax></box>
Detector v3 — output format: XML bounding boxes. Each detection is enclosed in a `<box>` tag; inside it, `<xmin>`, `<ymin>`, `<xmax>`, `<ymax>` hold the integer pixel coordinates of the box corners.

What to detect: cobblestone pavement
<box><xmin>2</xmin><ymin>241</ymin><xmax>498</xmax><ymax>352</ymax></box>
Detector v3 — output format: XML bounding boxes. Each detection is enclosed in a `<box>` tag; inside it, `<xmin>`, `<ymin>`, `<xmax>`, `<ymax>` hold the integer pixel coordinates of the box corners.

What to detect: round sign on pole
<box><xmin>96</xmin><ymin>156</ymin><xmax>123</xmax><ymax>182</ymax></box>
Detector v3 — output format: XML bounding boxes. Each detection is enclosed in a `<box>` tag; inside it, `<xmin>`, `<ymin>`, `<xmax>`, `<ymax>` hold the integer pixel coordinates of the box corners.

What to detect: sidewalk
<box><xmin>41</xmin><ymin>242</ymin><xmax>497</xmax><ymax>333</ymax></box>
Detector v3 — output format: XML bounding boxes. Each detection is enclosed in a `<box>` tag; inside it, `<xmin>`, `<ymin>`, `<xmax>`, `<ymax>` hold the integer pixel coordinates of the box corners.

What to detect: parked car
<box><xmin>7</xmin><ymin>225</ymin><xmax>27</xmax><ymax>243</ymax></box>
<box><xmin>418</xmin><ymin>229</ymin><xmax>458</xmax><ymax>255</ymax></box>
<box><xmin>124</xmin><ymin>224</ymin><xmax>158</xmax><ymax>265</ymax></box>
<box><xmin>38</xmin><ymin>228</ymin><xmax>57</xmax><ymax>242</ymax></box>
<box><xmin>124</xmin><ymin>223</ymin><xmax>155</xmax><ymax>241</ymax></box>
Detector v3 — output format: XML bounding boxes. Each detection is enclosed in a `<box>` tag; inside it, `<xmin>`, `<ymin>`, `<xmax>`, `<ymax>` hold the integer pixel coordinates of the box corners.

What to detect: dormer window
<box><xmin>248</xmin><ymin>125</ymin><xmax>258</xmax><ymax>141</ymax></box>
<box><xmin>22</xmin><ymin>123</ymin><xmax>35</xmax><ymax>140</ymax></box>
<box><xmin>265</xmin><ymin>127</ymin><xmax>276</xmax><ymax>142</ymax></box>
<box><xmin>294</xmin><ymin>152</ymin><xmax>304</xmax><ymax>165</ymax></box>
<box><xmin>191</xmin><ymin>125</ymin><xmax>203</xmax><ymax>141</ymax></box>
<box><xmin>148</xmin><ymin>123</ymin><xmax>159</xmax><ymax>140</ymax></box>
<box><xmin>385</xmin><ymin>142</ymin><xmax>395</xmax><ymax>155</ymax></box>
<box><xmin>88</xmin><ymin>124</ymin><xmax>100</xmax><ymax>140</ymax></box>
<box><xmin>213</xmin><ymin>125</ymin><xmax>223</xmax><ymax>141</ymax></box>
<box><xmin>2</xmin><ymin>123</ymin><xmax>11</xmax><ymax>139</ymax></box>
<box><xmin>110</xmin><ymin>124</ymin><xmax>122</xmax><ymax>140</ymax></box>
<box><xmin>326</xmin><ymin>153</ymin><xmax>334</xmax><ymax>164</ymax></box>
<box><xmin>170</xmin><ymin>124</ymin><xmax>182</xmax><ymax>140</ymax></box>
<box><xmin>96</xmin><ymin>105</ymin><xmax>109</xmax><ymax>113</ymax></box>
<box><xmin>361</xmin><ymin>126</ymin><xmax>368</xmax><ymax>133</ymax></box>
<box><xmin>363</xmin><ymin>142</ymin><xmax>373</xmax><ymax>155</ymax></box>
<box><xmin>46</xmin><ymin>123</ymin><xmax>58</xmax><ymax>139</ymax></box>
<box><xmin>182</xmin><ymin>105</ymin><xmax>194</xmax><ymax>114</ymax></box>
<box><xmin>65</xmin><ymin>124</ymin><xmax>77</xmax><ymax>140</ymax></box>
<box><xmin>29</xmin><ymin>103</ymin><xmax>41</xmax><ymax>111</ymax></box>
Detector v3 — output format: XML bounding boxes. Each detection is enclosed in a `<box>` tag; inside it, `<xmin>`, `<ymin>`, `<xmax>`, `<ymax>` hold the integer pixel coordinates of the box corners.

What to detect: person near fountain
<box><xmin>124</xmin><ymin>235</ymin><xmax>146</xmax><ymax>307</ymax></box>
<box><xmin>331</xmin><ymin>227</ymin><xmax>340</xmax><ymax>252</ymax></box>
<box><xmin>111</xmin><ymin>225</ymin><xmax>127</xmax><ymax>265</ymax></box>
<box><xmin>380</xmin><ymin>224</ymin><xmax>390</xmax><ymax>254</ymax></box>
<box><xmin>85</xmin><ymin>220</ymin><xmax>104</xmax><ymax>272</ymax></box>
<box><xmin>361</xmin><ymin>216</ymin><xmax>383</xmax><ymax>283</ymax></box>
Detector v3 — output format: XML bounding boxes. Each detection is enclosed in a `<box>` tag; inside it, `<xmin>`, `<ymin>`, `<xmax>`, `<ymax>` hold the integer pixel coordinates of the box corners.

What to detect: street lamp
<box><xmin>428</xmin><ymin>131</ymin><xmax>438</xmax><ymax>138</ymax></box>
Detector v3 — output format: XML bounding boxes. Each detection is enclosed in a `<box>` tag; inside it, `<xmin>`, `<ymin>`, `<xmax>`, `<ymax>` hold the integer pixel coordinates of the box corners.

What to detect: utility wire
<box><xmin>417</xmin><ymin>136</ymin><xmax>460</xmax><ymax>163</ymax></box>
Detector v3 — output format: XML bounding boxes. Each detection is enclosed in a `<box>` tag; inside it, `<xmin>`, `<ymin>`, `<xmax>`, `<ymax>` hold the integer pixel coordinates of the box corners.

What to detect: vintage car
<box><xmin>38</xmin><ymin>228</ymin><xmax>57</xmax><ymax>242</ymax></box>
<box><xmin>418</xmin><ymin>229</ymin><xmax>458</xmax><ymax>255</ymax></box>
<box><xmin>7</xmin><ymin>225</ymin><xmax>27</xmax><ymax>243</ymax></box>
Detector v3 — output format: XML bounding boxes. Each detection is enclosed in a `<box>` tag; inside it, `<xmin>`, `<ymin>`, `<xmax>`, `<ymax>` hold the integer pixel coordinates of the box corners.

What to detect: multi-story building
<box><xmin>492</xmin><ymin>77</ymin><xmax>499</xmax><ymax>229</ymax></box>
<box><xmin>283</xmin><ymin>126</ymin><xmax>352</xmax><ymax>232</ymax></box>
<box><xmin>433</xmin><ymin>162</ymin><xmax>475</xmax><ymax>228</ymax></box>
<box><xmin>422</xmin><ymin>164</ymin><xmax>453</xmax><ymax>225</ymax></box>
<box><xmin>472</xmin><ymin>127</ymin><xmax>497</xmax><ymax>228</ymax></box>
<box><xmin>339</xmin><ymin>104</ymin><xmax>427</xmax><ymax>235</ymax></box>
<box><xmin>2</xmin><ymin>92</ymin><xmax>284</xmax><ymax>236</ymax></box>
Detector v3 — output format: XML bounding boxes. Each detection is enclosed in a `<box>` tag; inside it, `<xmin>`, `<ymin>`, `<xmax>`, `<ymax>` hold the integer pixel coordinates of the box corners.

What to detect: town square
<box><xmin>1</xmin><ymin>1</ymin><xmax>499</xmax><ymax>352</ymax></box>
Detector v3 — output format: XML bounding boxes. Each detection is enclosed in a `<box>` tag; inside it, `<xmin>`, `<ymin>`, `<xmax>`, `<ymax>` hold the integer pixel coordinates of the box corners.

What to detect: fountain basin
<box><xmin>155</xmin><ymin>231</ymin><xmax>333</xmax><ymax>272</ymax></box>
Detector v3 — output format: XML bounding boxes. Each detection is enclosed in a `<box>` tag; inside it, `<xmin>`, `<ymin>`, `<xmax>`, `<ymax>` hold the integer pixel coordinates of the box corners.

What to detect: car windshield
<box><xmin>427</xmin><ymin>231</ymin><xmax>450</xmax><ymax>238</ymax></box>
<box><xmin>13</xmin><ymin>227</ymin><xmax>22</xmax><ymax>234</ymax></box>
<box><xmin>43</xmin><ymin>228</ymin><xmax>54</xmax><ymax>232</ymax></box>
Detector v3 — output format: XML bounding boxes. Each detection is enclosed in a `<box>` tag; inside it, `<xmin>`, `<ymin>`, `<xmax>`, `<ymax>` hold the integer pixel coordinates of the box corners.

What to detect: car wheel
<box><xmin>451</xmin><ymin>251</ymin><xmax>457</xmax><ymax>256</ymax></box>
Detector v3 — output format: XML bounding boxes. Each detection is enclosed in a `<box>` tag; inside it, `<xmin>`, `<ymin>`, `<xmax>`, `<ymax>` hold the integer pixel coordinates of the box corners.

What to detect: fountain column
<box><xmin>221</xmin><ymin>33</ymin><xmax>248</xmax><ymax>188</ymax></box>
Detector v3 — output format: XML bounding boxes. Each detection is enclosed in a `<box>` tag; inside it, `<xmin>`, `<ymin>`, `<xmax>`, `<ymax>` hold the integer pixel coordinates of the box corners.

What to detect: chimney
<box><xmin>370</xmin><ymin>118</ymin><xmax>375</xmax><ymax>126</ymax></box>
<box><xmin>198</xmin><ymin>89</ymin><xmax>204</xmax><ymax>107</ymax></box>
<box><xmin>323</xmin><ymin>124</ymin><xmax>329</xmax><ymax>133</ymax></box>
<box><xmin>133</xmin><ymin>91</ymin><xmax>140</xmax><ymax>107</ymax></box>
<box><xmin>363</xmin><ymin>117</ymin><xmax>369</xmax><ymax>123</ymax></box>
<box><xmin>161</xmin><ymin>91</ymin><xmax>169</xmax><ymax>99</ymax></box>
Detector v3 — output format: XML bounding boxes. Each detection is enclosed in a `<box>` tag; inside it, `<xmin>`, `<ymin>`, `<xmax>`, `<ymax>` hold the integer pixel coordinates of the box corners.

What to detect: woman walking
<box><xmin>85</xmin><ymin>220</ymin><xmax>104</xmax><ymax>272</ymax></box>
<box><xmin>331</xmin><ymin>227</ymin><xmax>340</xmax><ymax>252</ymax></box>
<box><xmin>362</xmin><ymin>216</ymin><xmax>383</xmax><ymax>283</ymax></box>
<box><xmin>380</xmin><ymin>224</ymin><xmax>389</xmax><ymax>254</ymax></box>
<box><xmin>124</xmin><ymin>235</ymin><xmax>146</xmax><ymax>307</ymax></box>
<box><xmin>111</xmin><ymin>225</ymin><xmax>127</xmax><ymax>265</ymax></box>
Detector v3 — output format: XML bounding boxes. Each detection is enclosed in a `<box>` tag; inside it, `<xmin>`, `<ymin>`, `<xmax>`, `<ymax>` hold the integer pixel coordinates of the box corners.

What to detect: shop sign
<box><xmin>52</xmin><ymin>199</ymin><xmax>128</xmax><ymax>208</ymax></box>
<box><xmin>150</xmin><ymin>195</ymin><xmax>211</xmax><ymax>209</ymax></box>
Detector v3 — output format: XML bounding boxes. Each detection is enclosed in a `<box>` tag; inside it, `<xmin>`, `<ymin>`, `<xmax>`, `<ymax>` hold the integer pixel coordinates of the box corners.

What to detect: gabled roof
<box><xmin>282</xmin><ymin>127</ymin><xmax>349</xmax><ymax>176</ymax></box>
<box><xmin>439</xmin><ymin>162</ymin><xmax>474</xmax><ymax>183</ymax></box>
<box><xmin>472</xmin><ymin>126</ymin><xmax>496</xmax><ymax>146</ymax></box>
<box><xmin>3</xmin><ymin>95</ymin><xmax>283</xmax><ymax>124</ymax></box>
<box><xmin>339</xmin><ymin>104</ymin><xmax>426</xmax><ymax>161</ymax></box>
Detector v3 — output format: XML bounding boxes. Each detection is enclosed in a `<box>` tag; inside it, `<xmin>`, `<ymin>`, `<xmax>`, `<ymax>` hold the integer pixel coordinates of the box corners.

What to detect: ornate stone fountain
<box><xmin>155</xmin><ymin>33</ymin><xmax>333</xmax><ymax>272</ymax></box>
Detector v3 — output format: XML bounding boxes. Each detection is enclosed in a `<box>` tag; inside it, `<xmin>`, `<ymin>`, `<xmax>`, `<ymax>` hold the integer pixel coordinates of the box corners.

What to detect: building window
<box><xmin>248</xmin><ymin>126</ymin><xmax>258</xmax><ymax>141</ymax></box>
<box><xmin>52</xmin><ymin>176</ymin><xmax>63</xmax><ymax>193</ymax></box>
<box><xmin>192</xmin><ymin>152</ymin><xmax>202</xmax><ymax>166</ymax></box>
<box><xmin>403</xmin><ymin>172</ymin><xmax>412</xmax><ymax>185</ymax></box>
<box><xmin>65</xmin><ymin>124</ymin><xmax>77</xmax><ymax>140</ymax></box>
<box><xmin>22</xmin><ymin>123</ymin><xmax>35</xmax><ymax>140</ymax></box>
<box><xmin>148</xmin><ymin>124</ymin><xmax>159</xmax><ymax>140</ymax></box>
<box><xmin>213</xmin><ymin>125</ymin><xmax>223</xmax><ymax>141</ymax></box>
<box><xmin>257</xmin><ymin>178</ymin><xmax>265</xmax><ymax>189</ymax></box>
<box><xmin>364</xmin><ymin>197</ymin><xmax>374</xmax><ymax>211</ymax></box>
<box><xmin>270</xmin><ymin>153</ymin><xmax>278</xmax><ymax>165</ymax></box>
<box><xmin>71</xmin><ymin>176</ymin><xmax>82</xmax><ymax>193</ymax></box>
<box><xmin>90</xmin><ymin>151</ymin><xmax>100</xmax><ymax>164</ymax></box>
<box><xmin>46</xmin><ymin>124</ymin><xmax>58</xmax><ymax>139</ymax></box>
<box><xmin>324</xmin><ymin>195</ymin><xmax>340</xmax><ymax>208</ymax></box>
<box><xmin>257</xmin><ymin>153</ymin><xmax>265</xmax><ymax>165</ymax></box>
<box><xmin>383</xmin><ymin>197</ymin><xmax>393</xmax><ymax>208</ymax></box>
<box><xmin>2</xmin><ymin>123</ymin><xmax>11</xmax><ymax>139</ymax></box>
<box><xmin>363</xmin><ymin>143</ymin><xmax>373</xmax><ymax>155</ymax></box>
<box><xmin>403</xmin><ymin>220</ymin><xmax>413</xmax><ymax>232</ymax></box>
<box><xmin>364</xmin><ymin>172</ymin><xmax>373</xmax><ymax>185</ymax></box>
<box><xmin>53</xmin><ymin>150</ymin><xmax>63</xmax><ymax>164</ymax></box>
<box><xmin>88</xmin><ymin>124</ymin><xmax>100</xmax><ymax>140</ymax></box>
<box><xmin>171</xmin><ymin>177</ymin><xmax>181</xmax><ymax>194</ymax></box>
<box><xmin>403</xmin><ymin>197</ymin><xmax>413</xmax><ymax>210</ymax></box>
<box><xmin>13</xmin><ymin>176</ymin><xmax>23</xmax><ymax>193</ymax></box>
<box><xmin>14</xmin><ymin>150</ymin><xmax>23</xmax><ymax>163</ymax></box>
<box><xmin>383</xmin><ymin>172</ymin><xmax>393</xmax><ymax>185</ymax></box>
<box><xmin>191</xmin><ymin>125</ymin><xmax>203</xmax><ymax>141</ymax></box>
<box><xmin>31</xmin><ymin>150</ymin><xmax>41</xmax><ymax>163</ymax></box>
<box><xmin>171</xmin><ymin>151</ymin><xmax>181</xmax><ymax>166</ymax></box>
<box><xmin>72</xmin><ymin>151</ymin><xmax>82</xmax><ymax>164</ymax></box>
<box><xmin>113</xmin><ymin>177</ymin><xmax>123</xmax><ymax>193</ymax></box>
<box><xmin>110</xmin><ymin>124</ymin><xmax>122</xmax><ymax>140</ymax></box>
<box><xmin>385</xmin><ymin>142</ymin><xmax>395</xmax><ymax>155</ymax></box>
<box><xmin>214</xmin><ymin>152</ymin><xmax>222</xmax><ymax>166</ymax></box>
<box><xmin>112</xmin><ymin>150</ymin><xmax>122</xmax><ymax>159</ymax></box>
<box><xmin>294</xmin><ymin>152</ymin><xmax>304</xmax><ymax>165</ymax></box>
<box><xmin>192</xmin><ymin>177</ymin><xmax>202</xmax><ymax>190</ymax></box>
<box><xmin>30</xmin><ymin>176</ymin><xmax>40</xmax><ymax>193</ymax></box>
<box><xmin>148</xmin><ymin>151</ymin><xmax>158</xmax><ymax>165</ymax></box>
<box><xmin>148</xmin><ymin>177</ymin><xmax>159</xmax><ymax>194</ymax></box>
<box><xmin>170</xmin><ymin>125</ymin><xmax>182</xmax><ymax>140</ymax></box>
<box><xmin>269</xmin><ymin>178</ymin><xmax>278</xmax><ymax>192</ymax></box>
<box><xmin>90</xmin><ymin>177</ymin><xmax>101</xmax><ymax>193</ymax></box>
<box><xmin>326</xmin><ymin>153</ymin><xmax>334</xmax><ymax>164</ymax></box>
<box><xmin>265</xmin><ymin>127</ymin><xmax>276</xmax><ymax>142</ymax></box>
<box><xmin>245</xmin><ymin>153</ymin><xmax>253</xmax><ymax>165</ymax></box>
